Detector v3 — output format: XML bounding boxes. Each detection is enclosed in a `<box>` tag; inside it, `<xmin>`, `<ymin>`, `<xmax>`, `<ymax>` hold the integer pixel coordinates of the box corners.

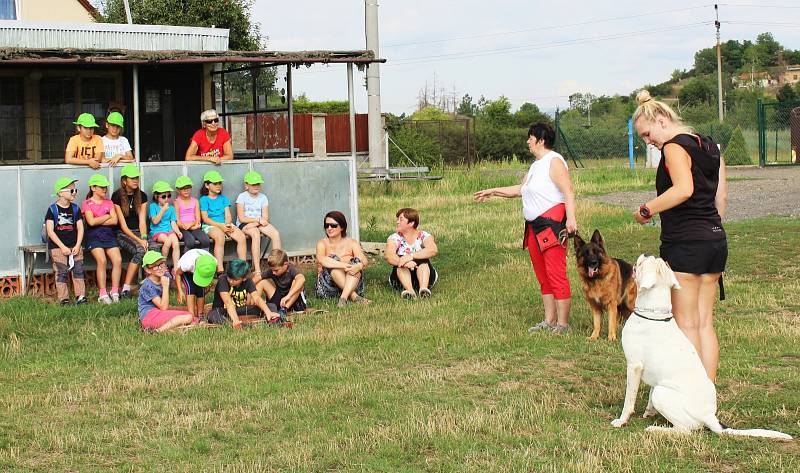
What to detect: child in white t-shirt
<box><xmin>101</xmin><ymin>112</ymin><xmax>134</xmax><ymax>166</ymax></box>
<box><xmin>236</xmin><ymin>171</ymin><xmax>282</xmax><ymax>267</ymax></box>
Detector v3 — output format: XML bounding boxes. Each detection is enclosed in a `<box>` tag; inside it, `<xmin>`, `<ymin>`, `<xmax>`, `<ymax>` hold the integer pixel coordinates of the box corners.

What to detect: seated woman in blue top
<box><xmin>199</xmin><ymin>170</ymin><xmax>247</xmax><ymax>273</ymax></box>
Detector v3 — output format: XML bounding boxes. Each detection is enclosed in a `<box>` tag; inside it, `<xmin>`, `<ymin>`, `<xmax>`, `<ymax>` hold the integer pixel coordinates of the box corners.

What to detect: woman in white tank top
<box><xmin>475</xmin><ymin>123</ymin><xmax>577</xmax><ymax>334</ymax></box>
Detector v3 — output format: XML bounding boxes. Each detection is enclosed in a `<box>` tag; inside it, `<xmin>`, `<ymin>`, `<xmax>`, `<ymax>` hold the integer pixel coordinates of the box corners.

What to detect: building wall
<box><xmin>19</xmin><ymin>0</ymin><xmax>94</xmax><ymax>23</ymax></box>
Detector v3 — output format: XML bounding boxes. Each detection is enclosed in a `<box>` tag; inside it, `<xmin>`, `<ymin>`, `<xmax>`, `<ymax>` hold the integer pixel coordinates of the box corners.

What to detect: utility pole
<box><xmin>365</xmin><ymin>0</ymin><xmax>386</xmax><ymax>170</ymax></box>
<box><xmin>715</xmin><ymin>4</ymin><xmax>724</xmax><ymax>122</ymax></box>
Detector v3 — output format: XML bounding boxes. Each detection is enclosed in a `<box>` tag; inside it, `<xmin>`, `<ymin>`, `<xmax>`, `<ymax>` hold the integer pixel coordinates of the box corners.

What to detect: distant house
<box><xmin>732</xmin><ymin>71</ymin><xmax>775</xmax><ymax>89</ymax></box>
<box><xmin>778</xmin><ymin>65</ymin><xmax>800</xmax><ymax>86</ymax></box>
<box><xmin>1</xmin><ymin>0</ymin><xmax>97</xmax><ymax>22</ymax></box>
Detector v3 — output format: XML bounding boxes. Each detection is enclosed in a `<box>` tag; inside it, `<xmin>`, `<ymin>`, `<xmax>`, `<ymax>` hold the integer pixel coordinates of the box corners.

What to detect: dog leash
<box><xmin>632</xmin><ymin>309</ymin><xmax>673</xmax><ymax>322</ymax></box>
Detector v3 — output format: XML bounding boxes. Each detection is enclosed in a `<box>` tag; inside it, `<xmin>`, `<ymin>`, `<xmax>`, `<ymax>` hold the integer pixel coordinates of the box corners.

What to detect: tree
<box><xmin>724</xmin><ymin>126</ymin><xmax>752</xmax><ymax>165</ymax></box>
<box><xmin>776</xmin><ymin>84</ymin><xmax>797</xmax><ymax>103</ymax></box>
<box><xmin>514</xmin><ymin>102</ymin><xmax>551</xmax><ymax>128</ymax></box>
<box><xmin>100</xmin><ymin>0</ymin><xmax>263</xmax><ymax>50</ymax></box>
<box><xmin>678</xmin><ymin>78</ymin><xmax>716</xmax><ymax>107</ymax></box>
<box><xmin>693</xmin><ymin>47</ymin><xmax>717</xmax><ymax>75</ymax></box>
<box><xmin>457</xmin><ymin>94</ymin><xmax>477</xmax><ymax>117</ymax></box>
<box><xmin>755</xmin><ymin>33</ymin><xmax>782</xmax><ymax>67</ymax></box>
<box><xmin>479</xmin><ymin>96</ymin><xmax>514</xmax><ymax>127</ymax></box>
<box><xmin>410</xmin><ymin>106</ymin><xmax>450</xmax><ymax>121</ymax></box>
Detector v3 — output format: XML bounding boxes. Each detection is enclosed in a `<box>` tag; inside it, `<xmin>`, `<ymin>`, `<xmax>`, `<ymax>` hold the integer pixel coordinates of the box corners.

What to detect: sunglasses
<box><xmin>159</xmin><ymin>193</ymin><xmax>172</xmax><ymax>199</ymax></box>
<box><xmin>60</xmin><ymin>188</ymin><xmax>78</xmax><ymax>195</ymax></box>
<box><xmin>204</xmin><ymin>118</ymin><xmax>220</xmax><ymax>124</ymax></box>
<box><xmin>324</xmin><ymin>222</ymin><xmax>340</xmax><ymax>229</ymax></box>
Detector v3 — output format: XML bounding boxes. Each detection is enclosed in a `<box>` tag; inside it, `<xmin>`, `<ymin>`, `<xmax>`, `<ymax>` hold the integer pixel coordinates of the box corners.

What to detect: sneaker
<box><xmin>111</xmin><ymin>293</ymin><xmax>120</xmax><ymax>303</ymax></box>
<box><xmin>98</xmin><ymin>294</ymin><xmax>112</xmax><ymax>305</ymax></box>
<box><xmin>75</xmin><ymin>296</ymin><xmax>88</xmax><ymax>305</ymax></box>
<box><xmin>528</xmin><ymin>320</ymin><xmax>555</xmax><ymax>333</ymax></box>
<box><xmin>401</xmin><ymin>290</ymin><xmax>416</xmax><ymax>300</ymax></box>
<box><xmin>551</xmin><ymin>324</ymin><xmax>569</xmax><ymax>334</ymax></box>
<box><xmin>120</xmin><ymin>289</ymin><xmax>132</xmax><ymax>299</ymax></box>
<box><xmin>60</xmin><ymin>299</ymin><xmax>71</xmax><ymax>306</ymax></box>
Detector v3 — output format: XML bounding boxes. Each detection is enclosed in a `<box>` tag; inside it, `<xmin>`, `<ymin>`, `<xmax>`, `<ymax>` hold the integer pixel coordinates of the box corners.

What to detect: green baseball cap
<box><xmin>73</xmin><ymin>112</ymin><xmax>99</xmax><ymax>128</ymax></box>
<box><xmin>152</xmin><ymin>181</ymin><xmax>173</xmax><ymax>193</ymax></box>
<box><xmin>53</xmin><ymin>177</ymin><xmax>78</xmax><ymax>196</ymax></box>
<box><xmin>193</xmin><ymin>253</ymin><xmax>218</xmax><ymax>287</ymax></box>
<box><xmin>142</xmin><ymin>250</ymin><xmax>165</xmax><ymax>268</ymax></box>
<box><xmin>243</xmin><ymin>171</ymin><xmax>264</xmax><ymax>185</ymax></box>
<box><xmin>203</xmin><ymin>170</ymin><xmax>224</xmax><ymax>183</ymax></box>
<box><xmin>120</xmin><ymin>164</ymin><xmax>141</xmax><ymax>178</ymax></box>
<box><xmin>175</xmin><ymin>175</ymin><xmax>193</xmax><ymax>189</ymax></box>
<box><xmin>106</xmin><ymin>111</ymin><xmax>124</xmax><ymax>128</ymax></box>
<box><xmin>88</xmin><ymin>174</ymin><xmax>111</xmax><ymax>187</ymax></box>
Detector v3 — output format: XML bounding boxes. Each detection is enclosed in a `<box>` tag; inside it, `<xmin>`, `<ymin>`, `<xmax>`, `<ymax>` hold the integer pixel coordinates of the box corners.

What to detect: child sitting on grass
<box><xmin>138</xmin><ymin>251</ymin><xmax>195</xmax><ymax>333</ymax></box>
<box><xmin>206</xmin><ymin>259</ymin><xmax>281</xmax><ymax>328</ymax></box>
<box><xmin>256</xmin><ymin>249</ymin><xmax>307</xmax><ymax>314</ymax></box>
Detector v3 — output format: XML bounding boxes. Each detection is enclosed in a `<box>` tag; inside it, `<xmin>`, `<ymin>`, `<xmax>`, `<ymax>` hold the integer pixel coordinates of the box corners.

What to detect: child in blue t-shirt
<box><xmin>148</xmin><ymin>181</ymin><xmax>182</xmax><ymax>269</ymax></box>
<box><xmin>199</xmin><ymin>170</ymin><xmax>246</xmax><ymax>273</ymax></box>
<box><xmin>138</xmin><ymin>251</ymin><xmax>195</xmax><ymax>332</ymax></box>
<box><xmin>236</xmin><ymin>170</ymin><xmax>282</xmax><ymax>266</ymax></box>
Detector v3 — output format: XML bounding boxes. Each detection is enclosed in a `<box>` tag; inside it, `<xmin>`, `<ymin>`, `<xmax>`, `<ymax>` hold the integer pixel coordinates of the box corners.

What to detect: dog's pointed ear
<box><xmin>659</xmin><ymin>259</ymin><xmax>681</xmax><ymax>290</ymax></box>
<box><xmin>590</xmin><ymin>229</ymin><xmax>604</xmax><ymax>247</ymax></box>
<box><xmin>573</xmin><ymin>232</ymin><xmax>585</xmax><ymax>251</ymax></box>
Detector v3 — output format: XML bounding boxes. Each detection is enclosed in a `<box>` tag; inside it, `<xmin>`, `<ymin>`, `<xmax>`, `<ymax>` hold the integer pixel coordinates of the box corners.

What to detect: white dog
<box><xmin>611</xmin><ymin>254</ymin><xmax>792</xmax><ymax>440</ymax></box>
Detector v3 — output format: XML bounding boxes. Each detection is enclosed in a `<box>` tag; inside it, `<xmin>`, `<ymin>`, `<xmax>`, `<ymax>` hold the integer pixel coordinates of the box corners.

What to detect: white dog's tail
<box><xmin>705</xmin><ymin>417</ymin><xmax>793</xmax><ymax>440</ymax></box>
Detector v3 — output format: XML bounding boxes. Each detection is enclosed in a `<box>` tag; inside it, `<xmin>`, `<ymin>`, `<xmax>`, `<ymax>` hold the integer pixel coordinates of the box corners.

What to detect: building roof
<box><xmin>0</xmin><ymin>20</ymin><xmax>229</xmax><ymax>51</ymax></box>
<box><xmin>0</xmin><ymin>47</ymin><xmax>384</xmax><ymax>65</ymax></box>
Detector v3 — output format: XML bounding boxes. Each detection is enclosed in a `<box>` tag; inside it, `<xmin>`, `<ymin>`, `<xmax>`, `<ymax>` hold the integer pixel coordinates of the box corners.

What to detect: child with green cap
<box><xmin>199</xmin><ymin>170</ymin><xmax>247</xmax><ymax>273</ymax></box>
<box><xmin>148</xmin><ymin>180</ymin><xmax>182</xmax><ymax>270</ymax></box>
<box><xmin>112</xmin><ymin>164</ymin><xmax>149</xmax><ymax>298</ymax></box>
<box><xmin>236</xmin><ymin>170</ymin><xmax>282</xmax><ymax>267</ymax></box>
<box><xmin>138</xmin><ymin>251</ymin><xmax>196</xmax><ymax>333</ymax></box>
<box><xmin>45</xmin><ymin>177</ymin><xmax>87</xmax><ymax>305</ymax></box>
<box><xmin>102</xmin><ymin>111</ymin><xmax>134</xmax><ymax>167</ymax></box>
<box><xmin>174</xmin><ymin>249</ymin><xmax>218</xmax><ymax>319</ymax></box>
<box><xmin>65</xmin><ymin>113</ymin><xmax>104</xmax><ymax>170</ymax></box>
<box><xmin>174</xmin><ymin>175</ymin><xmax>210</xmax><ymax>251</ymax></box>
<box><xmin>82</xmin><ymin>173</ymin><xmax>122</xmax><ymax>304</ymax></box>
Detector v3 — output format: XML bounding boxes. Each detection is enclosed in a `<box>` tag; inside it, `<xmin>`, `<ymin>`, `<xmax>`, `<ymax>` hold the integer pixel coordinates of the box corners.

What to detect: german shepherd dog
<box><xmin>574</xmin><ymin>229</ymin><xmax>637</xmax><ymax>341</ymax></box>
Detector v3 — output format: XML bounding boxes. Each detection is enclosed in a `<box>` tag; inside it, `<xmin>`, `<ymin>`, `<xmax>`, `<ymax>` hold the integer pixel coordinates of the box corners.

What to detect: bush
<box><xmin>475</xmin><ymin>124</ymin><xmax>528</xmax><ymax>161</ymax></box>
<box><xmin>692</xmin><ymin>121</ymin><xmax>734</xmax><ymax>153</ymax></box>
<box><xmin>388</xmin><ymin>127</ymin><xmax>442</xmax><ymax>169</ymax></box>
<box><xmin>724</xmin><ymin>126</ymin><xmax>752</xmax><ymax>165</ymax></box>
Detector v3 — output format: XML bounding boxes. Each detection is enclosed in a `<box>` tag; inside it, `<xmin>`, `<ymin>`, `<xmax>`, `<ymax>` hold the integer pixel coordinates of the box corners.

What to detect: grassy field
<box><xmin>1</xmin><ymin>162</ymin><xmax>798</xmax><ymax>471</ymax></box>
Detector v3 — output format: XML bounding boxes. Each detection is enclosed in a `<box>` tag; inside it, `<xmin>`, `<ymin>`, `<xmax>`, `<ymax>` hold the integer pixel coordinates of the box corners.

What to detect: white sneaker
<box><xmin>110</xmin><ymin>293</ymin><xmax>120</xmax><ymax>303</ymax></box>
<box><xmin>98</xmin><ymin>295</ymin><xmax>112</xmax><ymax>305</ymax></box>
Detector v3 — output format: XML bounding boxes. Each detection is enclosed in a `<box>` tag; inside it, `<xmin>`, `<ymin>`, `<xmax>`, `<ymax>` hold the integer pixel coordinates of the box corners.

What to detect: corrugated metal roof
<box><xmin>0</xmin><ymin>20</ymin><xmax>229</xmax><ymax>51</ymax></box>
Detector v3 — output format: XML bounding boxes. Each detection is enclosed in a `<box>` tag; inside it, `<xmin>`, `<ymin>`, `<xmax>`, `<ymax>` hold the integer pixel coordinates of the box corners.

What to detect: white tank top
<box><xmin>521</xmin><ymin>150</ymin><xmax>567</xmax><ymax>221</ymax></box>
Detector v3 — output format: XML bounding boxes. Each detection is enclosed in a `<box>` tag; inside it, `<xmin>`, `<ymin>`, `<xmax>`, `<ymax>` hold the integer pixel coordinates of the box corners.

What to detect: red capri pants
<box><xmin>524</xmin><ymin>204</ymin><xmax>570</xmax><ymax>299</ymax></box>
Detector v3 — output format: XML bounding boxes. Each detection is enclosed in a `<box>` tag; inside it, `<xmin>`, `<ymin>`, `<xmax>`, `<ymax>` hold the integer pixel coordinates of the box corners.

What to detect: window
<box><xmin>40</xmin><ymin>78</ymin><xmax>76</xmax><ymax>162</ymax></box>
<box><xmin>0</xmin><ymin>77</ymin><xmax>25</xmax><ymax>162</ymax></box>
<box><xmin>0</xmin><ymin>0</ymin><xmax>16</xmax><ymax>20</ymax></box>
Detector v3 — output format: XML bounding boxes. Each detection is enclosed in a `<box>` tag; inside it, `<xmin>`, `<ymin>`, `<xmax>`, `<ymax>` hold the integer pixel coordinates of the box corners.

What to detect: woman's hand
<box><xmin>473</xmin><ymin>189</ymin><xmax>494</xmax><ymax>202</ymax></box>
<box><xmin>633</xmin><ymin>210</ymin><xmax>652</xmax><ymax>225</ymax></box>
<box><xmin>566</xmin><ymin>217</ymin><xmax>577</xmax><ymax>234</ymax></box>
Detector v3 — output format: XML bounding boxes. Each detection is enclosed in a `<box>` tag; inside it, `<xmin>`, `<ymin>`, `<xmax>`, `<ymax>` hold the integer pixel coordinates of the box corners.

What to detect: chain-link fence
<box><xmin>758</xmin><ymin>99</ymin><xmax>800</xmax><ymax>166</ymax></box>
<box><xmin>388</xmin><ymin>118</ymin><xmax>475</xmax><ymax>168</ymax></box>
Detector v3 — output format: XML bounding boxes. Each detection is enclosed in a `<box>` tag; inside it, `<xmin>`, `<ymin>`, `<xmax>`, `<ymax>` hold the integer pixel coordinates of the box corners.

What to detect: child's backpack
<box><xmin>42</xmin><ymin>202</ymin><xmax>80</xmax><ymax>245</ymax></box>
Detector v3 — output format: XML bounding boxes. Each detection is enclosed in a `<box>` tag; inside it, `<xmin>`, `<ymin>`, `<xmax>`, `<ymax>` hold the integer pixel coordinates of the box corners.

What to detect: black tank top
<box><xmin>656</xmin><ymin>134</ymin><xmax>726</xmax><ymax>242</ymax></box>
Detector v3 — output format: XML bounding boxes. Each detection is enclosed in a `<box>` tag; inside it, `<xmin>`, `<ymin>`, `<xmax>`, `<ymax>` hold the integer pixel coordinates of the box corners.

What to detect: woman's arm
<box><xmin>316</xmin><ymin>239</ymin><xmax>349</xmax><ymax>269</ymax></box>
<box><xmin>383</xmin><ymin>239</ymin><xmax>401</xmax><ymax>266</ymax></box>
<box><xmin>413</xmin><ymin>234</ymin><xmax>439</xmax><ymax>260</ymax></box>
<box><xmin>550</xmin><ymin>159</ymin><xmax>578</xmax><ymax>233</ymax></box>
<box><xmin>221</xmin><ymin>140</ymin><xmax>233</xmax><ymax>161</ymax></box>
<box><xmin>474</xmin><ymin>184</ymin><xmax>522</xmax><ymax>201</ymax></box>
<box><xmin>351</xmin><ymin>240</ymin><xmax>369</xmax><ymax>270</ymax></box>
<box><xmin>715</xmin><ymin>157</ymin><xmax>728</xmax><ymax>219</ymax></box>
<box><xmin>644</xmin><ymin>143</ymin><xmax>694</xmax><ymax>215</ymax></box>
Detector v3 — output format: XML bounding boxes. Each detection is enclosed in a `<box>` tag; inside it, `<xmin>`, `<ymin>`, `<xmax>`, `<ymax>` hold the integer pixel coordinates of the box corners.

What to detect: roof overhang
<box><xmin>0</xmin><ymin>48</ymin><xmax>385</xmax><ymax>65</ymax></box>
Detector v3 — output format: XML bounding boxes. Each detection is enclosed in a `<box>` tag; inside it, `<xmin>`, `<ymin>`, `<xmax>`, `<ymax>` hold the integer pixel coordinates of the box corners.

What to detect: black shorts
<box><xmin>267</xmin><ymin>288</ymin><xmax>307</xmax><ymax>312</ymax></box>
<box><xmin>660</xmin><ymin>239</ymin><xmax>727</xmax><ymax>274</ymax></box>
<box><xmin>388</xmin><ymin>260</ymin><xmax>438</xmax><ymax>291</ymax></box>
<box><xmin>180</xmin><ymin>272</ymin><xmax>208</xmax><ymax>298</ymax></box>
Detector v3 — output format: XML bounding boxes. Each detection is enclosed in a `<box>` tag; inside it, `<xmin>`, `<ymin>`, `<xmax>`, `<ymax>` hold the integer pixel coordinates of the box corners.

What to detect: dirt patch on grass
<box><xmin>589</xmin><ymin>166</ymin><xmax>800</xmax><ymax>221</ymax></box>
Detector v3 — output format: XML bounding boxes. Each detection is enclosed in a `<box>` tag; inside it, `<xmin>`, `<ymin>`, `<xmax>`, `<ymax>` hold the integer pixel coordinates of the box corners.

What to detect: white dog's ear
<box><xmin>659</xmin><ymin>259</ymin><xmax>681</xmax><ymax>289</ymax></box>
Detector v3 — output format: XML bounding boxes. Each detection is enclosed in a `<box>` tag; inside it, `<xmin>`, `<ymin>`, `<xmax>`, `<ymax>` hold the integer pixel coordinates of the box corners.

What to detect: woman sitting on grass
<box><xmin>138</xmin><ymin>251</ymin><xmax>195</xmax><ymax>333</ymax></box>
<box><xmin>383</xmin><ymin>207</ymin><xmax>439</xmax><ymax>299</ymax></box>
<box><xmin>315</xmin><ymin>210</ymin><xmax>371</xmax><ymax>307</ymax></box>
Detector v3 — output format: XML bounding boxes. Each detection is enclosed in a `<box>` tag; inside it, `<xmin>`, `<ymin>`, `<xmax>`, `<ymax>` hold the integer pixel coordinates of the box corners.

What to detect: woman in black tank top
<box><xmin>630</xmin><ymin>90</ymin><xmax>728</xmax><ymax>383</ymax></box>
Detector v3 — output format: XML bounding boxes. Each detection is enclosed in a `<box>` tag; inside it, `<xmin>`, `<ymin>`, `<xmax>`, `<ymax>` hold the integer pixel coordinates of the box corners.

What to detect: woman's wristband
<box><xmin>639</xmin><ymin>204</ymin><xmax>652</xmax><ymax>219</ymax></box>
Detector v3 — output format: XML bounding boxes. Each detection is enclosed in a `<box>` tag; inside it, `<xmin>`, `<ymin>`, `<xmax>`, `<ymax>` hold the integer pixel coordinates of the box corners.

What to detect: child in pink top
<box><xmin>82</xmin><ymin>173</ymin><xmax>122</xmax><ymax>304</ymax></box>
<box><xmin>174</xmin><ymin>176</ymin><xmax>210</xmax><ymax>251</ymax></box>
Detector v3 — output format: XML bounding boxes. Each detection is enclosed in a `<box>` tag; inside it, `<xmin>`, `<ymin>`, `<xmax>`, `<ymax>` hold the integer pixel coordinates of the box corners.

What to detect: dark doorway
<box><xmin>138</xmin><ymin>65</ymin><xmax>202</xmax><ymax>162</ymax></box>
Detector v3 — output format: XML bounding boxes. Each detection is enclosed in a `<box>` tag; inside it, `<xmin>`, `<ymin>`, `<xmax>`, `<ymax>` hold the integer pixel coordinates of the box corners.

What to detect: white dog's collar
<box><xmin>632</xmin><ymin>307</ymin><xmax>673</xmax><ymax>322</ymax></box>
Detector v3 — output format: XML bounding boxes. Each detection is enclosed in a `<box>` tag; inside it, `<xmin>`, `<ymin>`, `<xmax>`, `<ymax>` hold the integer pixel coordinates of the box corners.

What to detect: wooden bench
<box><xmin>19</xmin><ymin>244</ymin><xmax>48</xmax><ymax>295</ymax></box>
<box><xmin>357</xmin><ymin>166</ymin><xmax>442</xmax><ymax>181</ymax></box>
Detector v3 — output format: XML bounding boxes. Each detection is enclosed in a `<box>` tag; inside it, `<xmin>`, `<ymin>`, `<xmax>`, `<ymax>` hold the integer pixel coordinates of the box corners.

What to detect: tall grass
<box><xmin>0</xmin><ymin>165</ymin><xmax>797</xmax><ymax>471</ymax></box>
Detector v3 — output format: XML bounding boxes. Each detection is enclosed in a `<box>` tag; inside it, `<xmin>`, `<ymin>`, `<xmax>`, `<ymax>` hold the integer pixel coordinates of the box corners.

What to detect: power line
<box><xmin>723</xmin><ymin>20</ymin><xmax>800</xmax><ymax>28</ymax></box>
<box><xmin>719</xmin><ymin>3</ymin><xmax>800</xmax><ymax>9</ymax></box>
<box><xmin>383</xmin><ymin>5</ymin><xmax>713</xmax><ymax>48</ymax></box>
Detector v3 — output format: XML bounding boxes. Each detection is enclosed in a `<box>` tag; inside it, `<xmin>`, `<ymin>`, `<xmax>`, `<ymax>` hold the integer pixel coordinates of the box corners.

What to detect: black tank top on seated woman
<box><xmin>656</xmin><ymin>134</ymin><xmax>726</xmax><ymax>243</ymax></box>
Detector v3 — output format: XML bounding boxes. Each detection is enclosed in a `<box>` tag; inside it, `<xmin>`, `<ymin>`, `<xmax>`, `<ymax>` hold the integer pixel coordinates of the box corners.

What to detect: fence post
<box><xmin>628</xmin><ymin>118</ymin><xmax>634</xmax><ymax>169</ymax></box>
<box><xmin>757</xmin><ymin>99</ymin><xmax>766</xmax><ymax>167</ymax></box>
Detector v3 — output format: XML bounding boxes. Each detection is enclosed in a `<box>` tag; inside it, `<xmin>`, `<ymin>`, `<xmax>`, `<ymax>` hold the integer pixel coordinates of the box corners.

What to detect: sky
<box><xmin>253</xmin><ymin>1</ymin><xmax>800</xmax><ymax>115</ymax></box>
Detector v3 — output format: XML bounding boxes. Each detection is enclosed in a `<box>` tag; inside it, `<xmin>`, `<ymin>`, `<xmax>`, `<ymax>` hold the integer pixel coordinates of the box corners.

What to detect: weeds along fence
<box><xmin>388</xmin><ymin>119</ymin><xmax>475</xmax><ymax>168</ymax></box>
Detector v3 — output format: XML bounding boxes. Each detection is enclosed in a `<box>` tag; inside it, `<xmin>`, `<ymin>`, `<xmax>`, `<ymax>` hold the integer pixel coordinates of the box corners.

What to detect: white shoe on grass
<box><xmin>98</xmin><ymin>295</ymin><xmax>112</xmax><ymax>305</ymax></box>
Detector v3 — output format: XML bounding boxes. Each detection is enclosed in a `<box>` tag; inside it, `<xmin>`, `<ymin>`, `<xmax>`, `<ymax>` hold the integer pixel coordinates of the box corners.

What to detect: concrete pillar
<box><xmin>312</xmin><ymin>113</ymin><xmax>327</xmax><ymax>159</ymax></box>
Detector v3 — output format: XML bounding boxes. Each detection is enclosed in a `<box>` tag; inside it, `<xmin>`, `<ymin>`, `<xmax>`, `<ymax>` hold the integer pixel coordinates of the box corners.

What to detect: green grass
<box><xmin>1</xmin><ymin>165</ymin><xmax>798</xmax><ymax>471</ymax></box>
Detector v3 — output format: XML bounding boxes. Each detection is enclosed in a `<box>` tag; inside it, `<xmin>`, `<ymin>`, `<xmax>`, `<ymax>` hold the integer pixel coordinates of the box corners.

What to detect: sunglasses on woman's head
<box><xmin>61</xmin><ymin>188</ymin><xmax>78</xmax><ymax>195</ymax></box>
<box><xmin>159</xmin><ymin>193</ymin><xmax>171</xmax><ymax>199</ymax></box>
<box><xmin>324</xmin><ymin>222</ymin><xmax>340</xmax><ymax>229</ymax></box>
<box><xmin>204</xmin><ymin>118</ymin><xmax>220</xmax><ymax>124</ymax></box>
